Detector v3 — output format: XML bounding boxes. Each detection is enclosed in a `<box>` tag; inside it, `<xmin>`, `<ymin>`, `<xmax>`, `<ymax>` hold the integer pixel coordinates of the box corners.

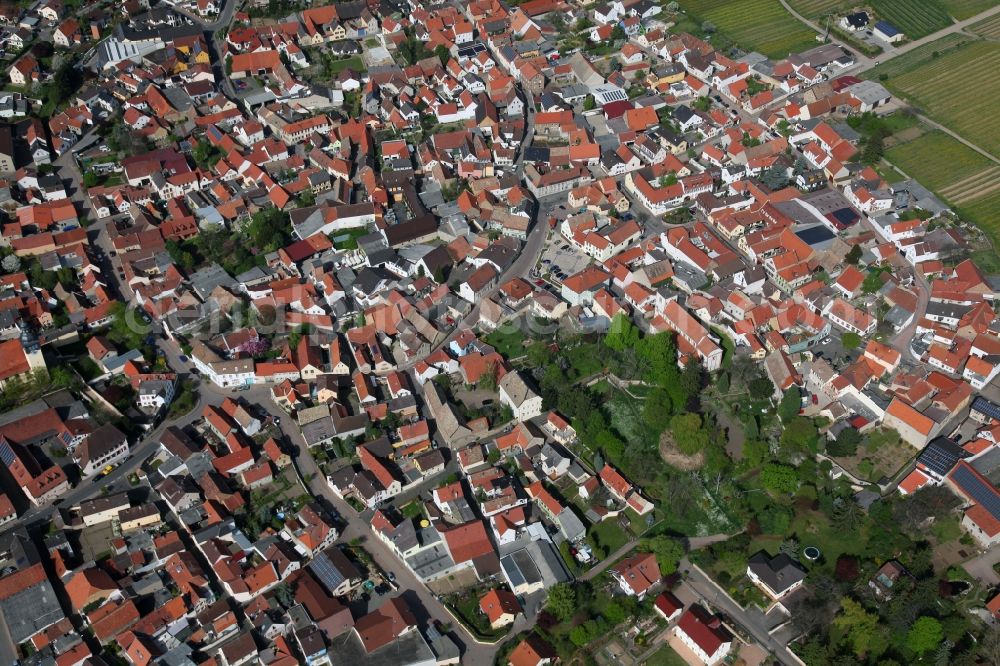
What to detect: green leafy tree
<box><xmin>862</xmin><ymin>134</ymin><xmax>884</xmax><ymax>165</ymax></box>
<box><xmin>716</xmin><ymin>371</ymin><xmax>730</xmax><ymax>393</ymax></box>
<box><xmin>780</xmin><ymin>417</ymin><xmax>820</xmax><ymax>455</ymax></box>
<box><xmin>602</xmin><ymin>600</ymin><xmax>626</xmax><ymax>625</ymax></box>
<box><xmin>829</xmin><ymin>427</ymin><xmax>861</xmax><ymax>456</ymax></box>
<box><xmin>583</xmin><ymin>95</ymin><xmax>596</xmax><ymax>111</ymax></box>
<box><xmin>642</xmin><ymin>535</ymin><xmax>683</xmax><ymax>574</ymax></box>
<box><xmin>643</xmin><ymin>388</ymin><xmax>672</xmax><ymax>433</ymax></box>
<box><xmin>845</xmin><ymin>244</ymin><xmax>863</xmax><ymax>265</ymax></box>
<box><xmin>906</xmin><ymin>616</ymin><xmax>943</xmax><ymax>656</ymax></box>
<box><xmin>749</xmin><ymin>377</ymin><xmax>773</xmax><ymax>398</ymax></box>
<box><xmin>834</xmin><ymin>598</ymin><xmax>887</xmax><ymax>658</ymax></box>
<box><xmin>863</xmin><ymin>268</ymin><xmax>889</xmax><ymax>294</ymax></box>
<box><xmin>546</xmin><ymin>583</ymin><xmax>576</xmax><ymax>622</ymax></box>
<box><xmin>192</xmin><ymin>139</ymin><xmax>222</xmax><ymax>169</ymax></box>
<box><xmin>760</xmin><ymin>462</ymin><xmax>799</xmax><ymax>494</ymax></box>
<box><xmin>742</xmin><ymin>439</ymin><xmax>769</xmax><ymax>468</ymax></box>
<box><xmin>777</xmin><ymin>386</ymin><xmax>802</xmax><ymax>422</ymax></box>
<box><xmin>671</xmin><ymin>412</ymin><xmax>709</xmax><ymax>455</ymax></box>
<box><xmin>430</xmin><ymin>44</ymin><xmax>449</xmax><ymax>66</ymax></box>
<box><xmin>604</xmin><ymin>313</ymin><xmax>638</xmax><ymax>351</ymax></box>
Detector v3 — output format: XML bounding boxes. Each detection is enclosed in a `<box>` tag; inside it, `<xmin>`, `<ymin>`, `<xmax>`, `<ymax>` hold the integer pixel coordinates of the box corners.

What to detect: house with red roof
<box><xmin>479</xmin><ymin>588</ymin><xmax>522</xmax><ymax>628</ymax></box>
<box><xmin>654</xmin><ymin>591</ymin><xmax>684</xmax><ymax>622</ymax></box>
<box><xmin>883</xmin><ymin>398</ymin><xmax>937</xmax><ymax>448</ymax></box>
<box><xmin>508</xmin><ymin>635</ymin><xmax>557</xmax><ymax>666</ymax></box>
<box><xmin>674</xmin><ymin>604</ymin><xmax>733</xmax><ymax>665</ymax></box>
<box><xmin>610</xmin><ymin>552</ymin><xmax>661</xmax><ymax>600</ymax></box>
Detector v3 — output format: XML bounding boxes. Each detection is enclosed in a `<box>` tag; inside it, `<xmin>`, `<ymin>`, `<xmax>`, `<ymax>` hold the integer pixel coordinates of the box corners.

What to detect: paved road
<box><xmin>963</xmin><ymin>546</ymin><xmax>1000</xmax><ymax>586</ymax></box>
<box><xmin>172</xmin><ymin>0</ymin><xmax>240</xmax><ymax>98</ymax></box>
<box><xmin>20</xmin><ymin>389</ymin><xmax>208</xmax><ymax>528</ymax></box>
<box><xmin>682</xmin><ymin>561</ymin><xmax>800</xmax><ymax>666</ymax></box>
<box><xmin>580</xmin><ymin>539</ymin><xmax>638</xmax><ymax>581</ymax></box>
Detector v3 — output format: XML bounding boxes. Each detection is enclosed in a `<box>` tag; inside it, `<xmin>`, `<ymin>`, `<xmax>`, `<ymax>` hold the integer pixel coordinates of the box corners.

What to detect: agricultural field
<box><xmin>943</xmin><ymin>0</ymin><xmax>1000</xmax><ymax>20</ymax></box>
<box><xmin>884</xmin><ymin>129</ymin><xmax>1000</xmax><ymax>259</ymax></box>
<box><xmin>868</xmin><ymin>37</ymin><xmax>1000</xmax><ymax>157</ymax></box>
<box><xmin>789</xmin><ymin>0</ymin><xmax>993</xmax><ymax>22</ymax></box>
<box><xmin>864</xmin><ymin>33</ymin><xmax>969</xmax><ymax>77</ymax></box>
<box><xmin>676</xmin><ymin>0</ymin><xmax>820</xmax><ymax>58</ymax></box>
<box><xmin>869</xmin><ymin>0</ymin><xmax>953</xmax><ymax>38</ymax></box>
<box><xmin>971</xmin><ymin>11</ymin><xmax>1000</xmax><ymax>36</ymax></box>
<box><xmin>884</xmin><ymin>130</ymin><xmax>993</xmax><ymax>192</ymax></box>
<box><xmin>786</xmin><ymin>0</ymin><xmax>849</xmax><ymax>18</ymax></box>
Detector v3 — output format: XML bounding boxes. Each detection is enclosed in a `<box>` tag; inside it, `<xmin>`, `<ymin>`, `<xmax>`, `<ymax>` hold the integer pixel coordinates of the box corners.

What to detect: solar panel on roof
<box><xmin>973</xmin><ymin>397</ymin><xmax>1000</xmax><ymax>421</ymax></box>
<box><xmin>0</xmin><ymin>441</ymin><xmax>14</xmax><ymax>466</ymax></box>
<box><xmin>918</xmin><ymin>440</ymin><xmax>965</xmax><ymax>477</ymax></box>
<box><xmin>952</xmin><ymin>464</ymin><xmax>1000</xmax><ymax>521</ymax></box>
<box><xmin>309</xmin><ymin>553</ymin><xmax>345</xmax><ymax>592</ymax></box>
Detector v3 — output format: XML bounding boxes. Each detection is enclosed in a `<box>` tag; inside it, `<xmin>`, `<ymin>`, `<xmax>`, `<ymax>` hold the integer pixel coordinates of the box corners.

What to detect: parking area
<box><xmin>538</xmin><ymin>237</ymin><xmax>593</xmax><ymax>284</ymax></box>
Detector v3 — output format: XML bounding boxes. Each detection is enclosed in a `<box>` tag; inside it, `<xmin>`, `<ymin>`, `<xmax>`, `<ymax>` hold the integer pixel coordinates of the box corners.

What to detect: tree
<box><xmin>716</xmin><ymin>371</ymin><xmax>730</xmax><ymax>393</ymax></box>
<box><xmin>845</xmin><ymin>244</ymin><xmax>863</xmax><ymax>265</ymax></box>
<box><xmin>863</xmin><ymin>268</ymin><xmax>888</xmax><ymax>294</ymax></box>
<box><xmin>829</xmin><ymin>427</ymin><xmax>861</xmax><ymax>456</ymax></box>
<box><xmin>841</xmin><ymin>331</ymin><xmax>862</xmax><ymax>350</ymax></box>
<box><xmin>583</xmin><ymin>94</ymin><xmax>596</xmax><ymax>111</ymax></box>
<box><xmin>777</xmin><ymin>386</ymin><xmax>801</xmax><ymax>422</ymax></box>
<box><xmin>643</xmin><ymin>389</ymin><xmax>672</xmax><ymax>433</ymax></box>
<box><xmin>604</xmin><ymin>313</ymin><xmax>638</xmax><ymax>351</ymax></box>
<box><xmin>780</xmin><ymin>417</ymin><xmax>820</xmax><ymax>455</ymax></box>
<box><xmin>1</xmin><ymin>254</ymin><xmax>20</xmax><ymax>273</ymax></box>
<box><xmin>434</xmin><ymin>44</ymin><xmax>450</xmax><ymax>66</ymax></box>
<box><xmin>546</xmin><ymin>583</ymin><xmax>576</xmax><ymax>622</ymax></box>
<box><xmin>193</xmin><ymin>139</ymin><xmax>222</xmax><ymax>169</ymax></box>
<box><xmin>907</xmin><ymin>616</ymin><xmax>943</xmax><ymax>656</ymax></box>
<box><xmin>742</xmin><ymin>438</ymin><xmax>769</xmax><ymax>468</ymax></box>
<box><xmin>671</xmin><ymin>412</ymin><xmax>709</xmax><ymax>455</ymax></box>
<box><xmin>642</xmin><ymin>535</ymin><xmax>683</xmax><ymax>574</ymax></box>
<box><xmin>679</xmin><ymin>359</ymin><xmax>704</xmax><ymax>410</ymax></box>
<box><xmin>760</xmin><ymin>164</ymin><xmax>790</xmax><ymax>190</ymax></box>
<box><xmin>47</xmin><ymin>58</ymin><xmax>82</xmax><ymax>108</ymax></box>
<box><xmin>757</xmin><ymin>504</ymin><xmax>792</xmax><ymax>534</ymax></box>
<box><xmin>834</xmin><ymin>555</ymin><xmax>860</xmax><ymax>581</ymax></box>
<box><xmin>701</xmin><ymin>20</ymin><xmax>716</xmax><ymax>33</ymax></box>
<box><xmin>834</xmin><ymin>598</ymin><xmax>887</xmax><ymax>658</ymax></box>
<box><xmin>760</xmin><ymin>462</ymin><xmax>798</xmax><ymax>494</ymax></box>
<box><xmin>748</xmin><ymin>377</ymin><xmax>773</xmax><ymax>398</ymax></box>
<box><xmin>862</xmin><ymin>134</ymin><xmax>884</xmax><ymax>165</ymax></box>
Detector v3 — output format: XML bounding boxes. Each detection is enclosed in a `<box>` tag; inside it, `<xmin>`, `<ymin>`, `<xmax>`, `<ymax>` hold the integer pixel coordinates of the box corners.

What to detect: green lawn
<box><xmin>329</xmin><ymin>227</ymin><xmax>369</xmax><ymax>250</ymax></box>
<box><xmin>587</xmin><ymin>519</ymin><xmax>629</xmax><ymax>557</ymax></box>
<box><xmin>327</xmin><ymin>56</ymin><xmax>365</xmax><ymax>74</ymax></box>
<box><xmin>677</xmin><ymin>0</ymin><xmax>820</xmax><ymax>58</ymax></box>
<box><xmin>484</xmin><ymin>327</ymin><xmax>527</xmax><ymax>358</ymax></box>
<box><xmin>643</xmin><ymin>645</ymin><xmax>689</xmax><ymax>666</ymax></box>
